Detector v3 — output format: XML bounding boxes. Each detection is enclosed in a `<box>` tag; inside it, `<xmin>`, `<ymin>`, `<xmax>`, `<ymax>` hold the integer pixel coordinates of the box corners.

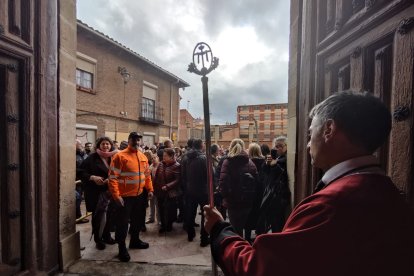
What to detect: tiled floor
<box><xmin>77</xmin><ymin>203</ymin><xmax>212</xmax><ymax>266</ymax></box>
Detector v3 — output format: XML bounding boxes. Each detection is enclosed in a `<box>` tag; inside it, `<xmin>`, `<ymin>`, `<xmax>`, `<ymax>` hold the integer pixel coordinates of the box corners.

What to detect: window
<box><xmin>76</xmin><ymin>69</ymin><xmax>93</xmax><ymax>89</ymax></box>
<box><xmin>239</xmin><ymin>115</ymin><xmax>249</xmax><ymax>121</ymax></box>
<box><xmin>142</xmin><ymin>98</ymin><xmax>155</xmax><ymax>119</ymax></box>
<box><xmin>264</xmin><ymin>123</ymin><xmax>270</xmax><ymax>129</ymax></box>
<box><xmin>264</xmin><ymin>114</ymin><xmax>271</xmax><ymax>120</ymax></box>
<box><xmin>240</xmin><ymin>106</ymin><xmax>249</xmax><ymax>111</ymax></box>
<box><xmin>254</xmin><ymin>115</ymin><xmax>260</xmax><ymax>120</ymax></box>
<box><xmin>265</xmin><ymin>105</ymin><xmax>272</xmax><ymax>110</ymax></box>
<box><xmin>76</xmin><ymin>52</ymin><xmax>97</xmax><ymax>91</ymax></box>
<box><xmin>142</xmin><ymin>82</ymin><xmax>158</xmax><ymax>119</ymax></box>
<box><xmin>253</xmin><ymin>106</ymin><xmax>261</xmax><ymax>110</ymax></box>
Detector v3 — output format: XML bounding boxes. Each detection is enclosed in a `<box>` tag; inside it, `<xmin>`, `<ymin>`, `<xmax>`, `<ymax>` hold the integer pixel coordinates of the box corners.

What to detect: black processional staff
<box><xmin>188</xmin><ymin>42</ymin><xmax>219</xmax><ymax>276</ymax></box>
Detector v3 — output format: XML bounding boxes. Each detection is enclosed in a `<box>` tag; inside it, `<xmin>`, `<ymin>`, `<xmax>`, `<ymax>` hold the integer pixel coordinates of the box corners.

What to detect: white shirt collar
<box><xmin>322</xmin><ymin>155</ymin><xmax>382</xmax><ymax>185</ymax></box>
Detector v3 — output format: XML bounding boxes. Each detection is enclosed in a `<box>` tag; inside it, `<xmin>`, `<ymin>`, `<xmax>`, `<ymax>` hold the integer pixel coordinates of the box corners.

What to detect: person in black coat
<box><xmin>256</xmin><ymin>136</ymin><xmax>291</xmax><ymax>234</ymax></box>
<box><xmin>79</xmin><ymin>137</ymin><xmax>118</xmax><ymax>250</ymax></box>
<box><xmin>181</xmin><ymin>139</ymin><xmax>209</xmax><ymax>246</ymax></box>
<box><xmin>245</xmin><ymin>143</ymin><xmax>265</xmax><ymax>242</ymax></box>
<box><xmin>219</xmin><ymin>139</ymin><xmax>258</xmax><ymax>238</ymax></box>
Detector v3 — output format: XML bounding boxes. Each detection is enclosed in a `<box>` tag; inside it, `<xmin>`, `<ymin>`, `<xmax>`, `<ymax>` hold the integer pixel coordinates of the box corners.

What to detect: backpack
<box><xmin>239</xmin><ymin>171</ymin><xmax>257</xmax><ymax>204</ymax></box>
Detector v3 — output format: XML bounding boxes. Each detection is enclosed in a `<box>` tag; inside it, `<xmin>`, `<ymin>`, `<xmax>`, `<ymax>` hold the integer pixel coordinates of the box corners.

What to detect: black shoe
<box><xmin>129</xmin><ymin>239</ymin><xmax>149</xmax><ymax>249</ymax></box>
<box><xmin>187</xmin><ymin>231</ymin><xmax>195</xmax><ymax>242</ymax></box>
<box><xmin>194</xmin><ymin>222</ymin><xmax>200</xmax><ymax>227</ymax></box>
<box><xmin>200</xmin><ymin>238</ymin><xmax>210</xmax><ymax>247</ymax></box>
<box><xmin>102</xmin><ymin>236</ymin><xmax>116</xmax><ymax>245</ymax></box>
<box><xmin>141</xmin><ymin>225</ymin><xmax>147</xmax><ymax>232</ymax></box>
<box><xmin>146</xmin><ymin>219</ymin><xmax>155</xmax><ymax>224</ymax></box>
<box><xmin>118</xmin><ymin>246</ymin><xmax>130</xmax><ymax>262</ymax></box>
<box><xmin>159</xmin><ymin>227</ymin><xmax>167</xmax><ymax>234</ymax></box>
<box><xmin>96</xmin><ymin>241</ymin><xmax>106</xmax><ymax>250</ymax></box>
<box><xmin>166</xmin><ymin>225</ymin><xmax>173</xmax><ymax>232</ymax></box>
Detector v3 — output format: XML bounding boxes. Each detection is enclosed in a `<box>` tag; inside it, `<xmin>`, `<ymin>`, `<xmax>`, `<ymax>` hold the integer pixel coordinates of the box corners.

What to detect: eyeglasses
<box><xmin>275</xmin><ymin>144</ymin><xmax>286</xmax><ymax>149</ymax></box>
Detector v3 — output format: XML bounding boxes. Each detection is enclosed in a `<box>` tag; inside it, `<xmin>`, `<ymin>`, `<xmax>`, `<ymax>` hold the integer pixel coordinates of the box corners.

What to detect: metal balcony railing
<box><xmin>139</xmin><ymin>103</ymin><xmax>164</xmax><ymax>125</ymax></box>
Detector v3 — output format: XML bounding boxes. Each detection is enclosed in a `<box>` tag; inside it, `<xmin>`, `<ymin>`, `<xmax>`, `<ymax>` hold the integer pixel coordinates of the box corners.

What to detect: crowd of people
<box><xmin>75</xmin><ymin>131</ymin><xmax>291</xmax><ymax>262</ymax></box>
<box><xmin>73</xmin><ymin>91</ymin><xmax>414</xmax><ymax>275</ymax></box>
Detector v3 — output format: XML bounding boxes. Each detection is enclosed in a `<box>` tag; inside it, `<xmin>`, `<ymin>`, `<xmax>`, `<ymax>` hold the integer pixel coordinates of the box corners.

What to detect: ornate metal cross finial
<box><xmin>188</xmin><ymin>42</ymin><xmax>219</xmax><ymax>76</ymax></box>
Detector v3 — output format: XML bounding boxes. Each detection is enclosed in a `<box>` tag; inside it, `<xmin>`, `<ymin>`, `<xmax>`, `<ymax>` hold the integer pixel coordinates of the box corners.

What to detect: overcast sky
<box><xmin>77</xmin><ymin>0</ymin><xmax>290</xmax><ymax>124</ymax></box>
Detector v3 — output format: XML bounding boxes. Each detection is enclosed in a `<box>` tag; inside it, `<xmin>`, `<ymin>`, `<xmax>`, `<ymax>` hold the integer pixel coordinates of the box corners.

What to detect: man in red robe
<box><xmin>204</xmin><ymin>91</ymin><xmax>414</xmax><ymax>276</ymax></box>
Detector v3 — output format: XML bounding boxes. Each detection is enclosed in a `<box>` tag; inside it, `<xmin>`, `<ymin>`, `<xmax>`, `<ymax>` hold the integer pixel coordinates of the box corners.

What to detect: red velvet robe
<box><xmin>210</xmin><ymin>174</ymin><xmax>414</xmax><ymax>276</ymax></box>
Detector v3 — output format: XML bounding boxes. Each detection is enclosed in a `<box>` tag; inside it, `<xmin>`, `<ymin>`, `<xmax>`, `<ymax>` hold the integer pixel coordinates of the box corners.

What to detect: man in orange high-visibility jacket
<box><xmin>108</xmin><ymin>132</ymin><xmax>154</xmax><ymax>262</ymax></box>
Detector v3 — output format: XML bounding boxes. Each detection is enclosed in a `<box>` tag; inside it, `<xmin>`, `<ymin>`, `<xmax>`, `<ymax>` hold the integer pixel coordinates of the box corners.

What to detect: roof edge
<box><xmin>77</xmin><ymin>20</ymin><xmax>190</xmax><ymax>88</ymax></box>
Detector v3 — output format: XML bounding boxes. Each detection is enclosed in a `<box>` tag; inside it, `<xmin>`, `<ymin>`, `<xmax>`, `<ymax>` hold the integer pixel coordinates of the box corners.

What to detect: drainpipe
<box><xmin>170</xmin><ymin>79</ymin><xmax>180</xmax><ymax>140</ymax></box>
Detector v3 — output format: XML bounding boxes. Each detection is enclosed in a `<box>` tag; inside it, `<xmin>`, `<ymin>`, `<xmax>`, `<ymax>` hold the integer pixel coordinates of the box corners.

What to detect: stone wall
<box><xmin>287</xmin><ymin>0</ymin><xmax>301</xmax><ymax>207</ymax></box>
<box><xmin>58</xmin><ymin>0</ymin><xmax>80</xmax><ymax>270</ymax></box>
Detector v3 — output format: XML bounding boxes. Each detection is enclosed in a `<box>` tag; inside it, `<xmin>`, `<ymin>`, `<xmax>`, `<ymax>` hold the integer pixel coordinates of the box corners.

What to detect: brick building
<box><xmin>178</xmin><ymin>109</ymin><xmax>204</xmax><ymax>145</ymax></box>
<box><xmin>237</xmin><ymin>103</ymin><xmax>288</xmax><ymax>146</ymax></box>
<box><xmin>76</xmin><ymin>21</ymin><xmax>189</xmax><ymax>147</ymax></box>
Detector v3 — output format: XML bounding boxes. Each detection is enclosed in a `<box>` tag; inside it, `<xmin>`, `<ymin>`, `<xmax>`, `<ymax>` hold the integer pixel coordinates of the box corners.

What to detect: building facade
<box><xmin>76</xmin><ymin>21</ymin><xmax>189</xmax><ymax>147</ymax></box>
<box><xmin>237</xmin><ymin>103</ymin><xmax>288</xmax><ymax>146</ymax></box>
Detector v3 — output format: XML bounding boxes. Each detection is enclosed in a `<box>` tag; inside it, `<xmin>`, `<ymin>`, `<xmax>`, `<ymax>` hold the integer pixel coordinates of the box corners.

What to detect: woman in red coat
<box><xmin>153</xmin><ymin>148</ymin><xmax>181</xmax><ymax>233</ymax></box>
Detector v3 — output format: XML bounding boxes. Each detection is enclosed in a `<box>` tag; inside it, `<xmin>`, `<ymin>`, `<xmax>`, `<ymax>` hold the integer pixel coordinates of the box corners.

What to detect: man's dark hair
<box><xmin>85</xmin><ymin>142</ymin><xmax>92</xmax><ymax>147</ymax></box>
<box><xmin>193</xmin><ymin>139</ymin><xmax>203</xmax><ymax>150</ymax></box>
<box><xmin>261</xmin><ymin>144</ymin><xmax>270</xmax><ymax>156</ymax></box>
<box><xmin>164</xmin><ymin>139</ymin><xmax>173</xmax><ymax>148</ymax></box>
<box><xmin>187</xmin><ymin>138</ymin><xmax>194</xmax><ymax>149</ymax></box>
<box><xmin>309</xmin><ymin>91</ymin><xmax>391</xmax><ymax>153</ymax></box>
<box><xmin>211</xmin><ymin>144</ymin><xmax>219</xmax><ymax>155</ymax></box>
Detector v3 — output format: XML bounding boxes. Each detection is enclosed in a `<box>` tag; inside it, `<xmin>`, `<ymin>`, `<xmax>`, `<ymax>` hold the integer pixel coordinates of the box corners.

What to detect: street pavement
<box><xmin>60</xmin><ymin>203</ymin><xmax>224</xmax><ymax>275</ymax></box>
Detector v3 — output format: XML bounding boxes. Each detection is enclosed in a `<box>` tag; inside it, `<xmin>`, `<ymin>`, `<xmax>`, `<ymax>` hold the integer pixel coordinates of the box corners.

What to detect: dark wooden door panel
<box><xmin>388</xmin><ymin>19</ymin><xmax>414</xmax><ymax>202</ymax></box>
<box><xmin>0</xmin><ymin>54</ymin><xmax>22</xmax><ymax>275</ymax></box>
<box><xmin>0</xmin><ymin>0</ymin><xmax>32</xmax><ymax>48</ymax></box>
<box><xmin>298</xmin><ymin>2</ymin><xmax>414</xmax><ymax>205</ymax></box>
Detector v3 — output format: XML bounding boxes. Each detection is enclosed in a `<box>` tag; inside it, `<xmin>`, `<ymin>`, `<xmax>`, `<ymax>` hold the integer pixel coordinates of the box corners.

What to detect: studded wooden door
<box><xmin>294</xmin><ymin>0</ymin><xmax>414</xmax><ymax>206</ymax></box>
<box><xmin>0</xmin><ymin>54</ymin><xmax>22</xmax><ymax>275</ymax></box>
<box><xmin>0</xmin><ymin>0</ymin><xmax>60</xmax><ymax>274</ymax></box>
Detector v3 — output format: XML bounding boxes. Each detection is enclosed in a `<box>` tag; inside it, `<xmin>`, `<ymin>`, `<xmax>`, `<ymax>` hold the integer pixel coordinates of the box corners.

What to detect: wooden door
<box><xmin>0</xmin><ymin>0</ymin><xmax>60</xmax><ymax>274</ymax></box>
<box><xmin>294</xmin><ymin>0</ymin><xmax>414</xmax><ymax>207</ymax></box>
<box><xmin>0</xmin><ymin>54</ymin><xmax>22</xmax><ymax>276</ymax></box>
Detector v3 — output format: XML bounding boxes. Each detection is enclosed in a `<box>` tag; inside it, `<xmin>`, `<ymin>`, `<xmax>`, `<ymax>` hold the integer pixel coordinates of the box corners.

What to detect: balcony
<box><xmin>139</xmin><ymin>103</ymin><xmax>164</xmax><ymax>125</ymax></box>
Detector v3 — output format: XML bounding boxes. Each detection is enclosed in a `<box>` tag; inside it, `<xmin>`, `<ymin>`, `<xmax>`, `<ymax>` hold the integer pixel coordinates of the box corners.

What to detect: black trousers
<box><xmin>114</xmin><ymin>194</ymin><xmax>146</xmax><ymax>245</ymax></box>
<box><xmin>185</xmin><ymin>194</ymin><xmax>208</xmax><ymax>240</ymax></box>
<box><xmin>157</xmin><ymin>195</ymin><xmax>177</xmax><ymax>228</ymax></box>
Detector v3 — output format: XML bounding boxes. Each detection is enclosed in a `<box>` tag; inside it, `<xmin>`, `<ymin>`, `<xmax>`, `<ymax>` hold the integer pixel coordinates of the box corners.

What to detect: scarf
<box><xmin>96</xmin><ymin>149</ymin><xmax>118</xmax><ymax>169</ymax></box>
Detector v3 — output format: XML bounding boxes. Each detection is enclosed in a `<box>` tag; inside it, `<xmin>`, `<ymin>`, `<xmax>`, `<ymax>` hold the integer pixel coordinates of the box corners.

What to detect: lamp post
<box><xmin>118</xmin><ymin>66</ymin><xmax>130</xmax><ymax>117</ymax></box>
<box><xmin>188</xmin><ymin>42</ymin><xmax>219</xmax><ymax>276</ymax></box>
